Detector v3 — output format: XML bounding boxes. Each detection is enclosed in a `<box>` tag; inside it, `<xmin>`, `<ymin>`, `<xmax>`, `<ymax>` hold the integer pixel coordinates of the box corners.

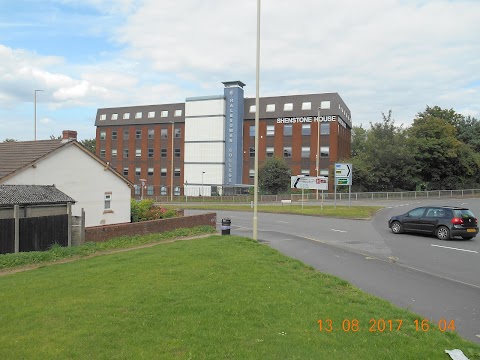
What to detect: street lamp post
<box><xmin>170</xmin><ymin>121</ymin><xmax>174</xmax><ymax>202</ymax></box>
<box><xmin>316</xmin><ymin>107</ymin><xmax>321</xmax><ymax>200</ymax></box>
<box><xmin>34</xmin><ymin>89</ymin><xmax>44</xmax><ymax>141</ymax></box>
<box><xmin>201</xmin><ymin>171</ymin><xmax>205</xmax><ymax>201</ymax></box>
<box><xmin>253</xmin><ymin>0</ymin><xmax>261</xmax><ymax>241</ymax></box>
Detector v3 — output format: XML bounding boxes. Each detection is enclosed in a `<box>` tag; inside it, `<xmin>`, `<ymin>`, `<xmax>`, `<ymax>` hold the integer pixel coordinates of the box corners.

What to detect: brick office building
<box><xmin>95</xmin><ymin>81</ymin><xmax>352</xmax><ymax>197</ymax></box>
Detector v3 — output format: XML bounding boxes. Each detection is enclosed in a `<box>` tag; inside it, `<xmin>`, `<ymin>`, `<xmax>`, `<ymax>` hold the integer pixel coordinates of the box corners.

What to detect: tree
<box><xmin>50</xmin><ymin>135</ymin><xmax>62</xmax><ymax>140</ymax></box>
<box><xmin>80</xmin><ymin>138</ymin><xmax>96</xmax><ymax>154</ymax></box>
<box><xmin>3</xmin><ymin>138</ymin><xmax>16</xmax><ymax>142</ymax></box>
<box><xmin>258</xmin><ymin>157</ymin><xmax>291</xmax><ymax>195</ymax></box>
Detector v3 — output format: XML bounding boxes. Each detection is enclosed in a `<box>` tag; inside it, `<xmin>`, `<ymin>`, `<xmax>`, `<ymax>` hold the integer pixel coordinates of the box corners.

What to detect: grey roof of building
<box><xmin>0</xmin><ymin>185</ymin><xmax>76</xmax><ymax>206</ymax></box>
<box><xmin>0</xmin><ymin>140</ymin><xmax>64</xmax><ymax>180</ymax></box>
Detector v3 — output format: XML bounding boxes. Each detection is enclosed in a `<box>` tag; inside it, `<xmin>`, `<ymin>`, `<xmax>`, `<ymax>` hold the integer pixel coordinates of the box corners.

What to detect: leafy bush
<box><xmin>131</xmin><ymin>199</ymin><xmax>177</xmax><ymax>222</ymax></box>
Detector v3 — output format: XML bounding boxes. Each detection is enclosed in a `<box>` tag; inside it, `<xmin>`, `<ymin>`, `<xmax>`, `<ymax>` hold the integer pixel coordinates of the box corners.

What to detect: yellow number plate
<box><xmin>467</xmin><ymin>228</ymin><xmax>476</xmax><ymax>233</ymax></box>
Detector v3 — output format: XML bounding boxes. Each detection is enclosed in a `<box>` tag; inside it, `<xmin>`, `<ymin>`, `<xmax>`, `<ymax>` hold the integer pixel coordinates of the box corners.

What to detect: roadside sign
<box><xmin>291</xmin><ymin>176</ymin><xmax>328</xmax><ymax>190</ymax></box>
<box><xmin>334</xmin><ymin>163</ymin><xmax>352</xmax><ymax>186</ymax></box>
<box><xmin>336</xmin><ymin>177</ymin><xmax>349</xmax><ymax>185</ymax></box>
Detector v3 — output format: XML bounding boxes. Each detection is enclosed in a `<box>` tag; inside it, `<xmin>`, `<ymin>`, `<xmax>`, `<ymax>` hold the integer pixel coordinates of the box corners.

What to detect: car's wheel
<box><xmin>391</xmin><ymin>221</ymin><xmax>403</xmax><ymax>234</ymax></box>
<box><xmin>462</xmin><ymin>236</ymin><xmax>474</xmax><ymax>240</ymax></box>
<box><xmin>436</xmin><ymin>226</ymin><xmax>451</xmax><ymax>240</ymax></box>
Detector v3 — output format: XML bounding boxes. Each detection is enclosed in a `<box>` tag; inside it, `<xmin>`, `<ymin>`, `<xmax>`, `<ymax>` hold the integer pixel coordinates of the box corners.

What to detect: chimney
<box><xmin>62</xmin><ymin>130</ymin><xmax>78</xmax><ymax>142</ymax></box>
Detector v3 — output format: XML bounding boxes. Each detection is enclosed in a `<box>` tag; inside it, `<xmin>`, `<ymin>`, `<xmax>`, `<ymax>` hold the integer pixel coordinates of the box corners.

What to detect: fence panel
<box><xmin>19</xmin><ymin>215</ymin><xmax>68</xmax><ymax>252</ymax></box>
<box><xmin>0</xmin><ymin>218</ymin><xmax>15</xmax><ymax>254</ymax></box>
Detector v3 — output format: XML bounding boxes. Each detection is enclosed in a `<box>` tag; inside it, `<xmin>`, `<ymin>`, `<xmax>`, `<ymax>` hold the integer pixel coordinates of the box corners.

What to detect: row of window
<box><xmin>133</xmin><ymin>185</ymin><xmax>181</xmax><ymax>196</ymax></box>
<box><xmin>248</xmin><ymin>169</ymin><xmax>329</xmax><ymax>178</ymax></box>
<box><xmin>100</xmin><ymin>128</ymin><xmax>181</xmax><ymax>140</ymax></box>
<box><xmin>100</xmin><ymin>148</ymin><xmax>181</xmax><ymax>159</ymax></box>
<box><xmin>248</xmin><ymin>100</ymin><xmax>331</xmax><ymax>113</ymax></box>
<box><xmin>248</xmin><ymin>146</ymin><xmax>329</xmax><ymax>158</ymax></box>
<box><xmin>99</xmin><ymin>109</ymin><xmax>182</xmax><ymax>121</ymax></box>
<box><xmin>126</xmin><ymin>167</ymin><xmax>181</xmax><ymax>177</ymax></box>
<box><xmin>250</xmin><ymin>123</ymin><xmax>330</xmax><ymax>137</ymax></box>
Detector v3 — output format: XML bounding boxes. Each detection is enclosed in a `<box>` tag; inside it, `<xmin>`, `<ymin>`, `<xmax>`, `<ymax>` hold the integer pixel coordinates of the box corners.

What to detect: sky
<box><xmin>1</xmin><ymin>0</ymin><xmax>479</xmax><ymax>141</ymax></box>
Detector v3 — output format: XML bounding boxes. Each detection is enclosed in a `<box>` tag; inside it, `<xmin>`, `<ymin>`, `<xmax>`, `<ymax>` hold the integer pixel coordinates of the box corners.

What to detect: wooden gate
<box><xmin>0</xmin><ymin>218</ymin><xmax>15</xmax><ymax>254</ymax></box>
<box><xmin>19</xmin><ymin>215</ymin><xmax>68</xmax><ymax>252</ymax></box>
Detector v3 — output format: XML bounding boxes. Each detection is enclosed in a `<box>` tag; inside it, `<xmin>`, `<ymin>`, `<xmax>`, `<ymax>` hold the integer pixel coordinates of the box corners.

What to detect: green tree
<box><xmin>80</xmin><ymin>138</ymin><xmax>96</xmax><ymax>154</ymax></box>
<box><xmin>3</xmin><ymin>138</ymin><xmax>16</xmax><ymax>142</ymax></box>
<box><xmin>50</xmin><ymin>135</ymin><xmax>62</xmax><ymax>140</ymax></box>
<box><xmin>259</xmin><ymin>157</ymin><xmax>291</xmax><ymax>195</ymax></box>
<box><xmin>350</xmin><ymin>111</ymin><xmax>417</xmax><ymax>192</ymax></box>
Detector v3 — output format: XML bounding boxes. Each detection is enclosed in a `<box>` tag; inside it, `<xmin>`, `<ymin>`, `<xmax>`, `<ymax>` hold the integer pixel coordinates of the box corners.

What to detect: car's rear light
<box><xmin>451</xmin><ymin>217</ymin><xmax>464</xmax><ymax>225</ymax></box>
<box><xmin>475</xmin><ymin>218</ymin><xmax>478</xmax><ymax>224</ymax></box>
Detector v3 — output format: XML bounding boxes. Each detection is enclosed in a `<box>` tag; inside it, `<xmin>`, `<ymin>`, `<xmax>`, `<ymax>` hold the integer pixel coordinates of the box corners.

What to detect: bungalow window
<box><xmin>104</xmin><ymin>193</ymin><xmax>112</xmax><ymax>210</ymax></box>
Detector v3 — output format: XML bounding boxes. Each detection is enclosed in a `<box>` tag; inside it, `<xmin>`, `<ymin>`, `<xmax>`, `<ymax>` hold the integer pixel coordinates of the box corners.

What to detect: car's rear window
<box><xmin>452</xmin><ymin>209</ymin><xmax>475</xmax><ymax>218</ymax></box>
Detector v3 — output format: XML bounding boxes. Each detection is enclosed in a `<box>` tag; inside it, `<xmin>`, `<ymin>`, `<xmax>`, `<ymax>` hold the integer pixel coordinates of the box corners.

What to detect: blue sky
<box><xmin>1</xmin><ymin>0</ymin><xmax>479</xmax><ymax>141</ymax></box>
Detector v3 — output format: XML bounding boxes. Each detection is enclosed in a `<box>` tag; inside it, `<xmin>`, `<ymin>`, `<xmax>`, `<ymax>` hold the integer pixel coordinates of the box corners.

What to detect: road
<box><xmin>186</xmin><ymin>198</ymin><xmax>480</xmax><ymax>343</ymax></box>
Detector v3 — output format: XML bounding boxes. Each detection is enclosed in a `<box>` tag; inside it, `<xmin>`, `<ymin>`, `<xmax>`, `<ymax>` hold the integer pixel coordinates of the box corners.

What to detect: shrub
<box><xmin>131</xmin><ymin>199</ymin><xmax>177</xmax><ymax>222</ymax></box>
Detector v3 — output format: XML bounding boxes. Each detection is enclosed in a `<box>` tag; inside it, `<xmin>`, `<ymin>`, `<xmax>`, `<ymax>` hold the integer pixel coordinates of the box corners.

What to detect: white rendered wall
<box><xmin>185</xmin><ymin>117</ymin><xmax>224</xmax><ymax>142</ymax></box>
<box><xmin>185</xmin><ymin>99</ymin><xmax>225</xmax><ymax>117</ymax></box>
<box><xmin>184</xmin><ymin>143</ymin><xmax>224</xmax><ymax>163</ymax></box>
<box><xmin>4</xmin><ymin>144</ymin><xmax>131</xmax><ymax>227</ymax></box>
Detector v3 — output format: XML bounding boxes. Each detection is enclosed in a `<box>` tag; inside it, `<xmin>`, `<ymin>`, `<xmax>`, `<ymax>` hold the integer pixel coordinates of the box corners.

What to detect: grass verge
<box><xmin>169</xmin><ymin>204</ymin><xmax>383</xmax><ymax>219</ymax></box>
<box><xmin>0</xmin><ymin>235</ymin><xmax>478</xmax><ymax>359</ymax></box>
<box><xmin>0</xmin><ymin>225</ymin><xmax>216</xmax><ymax>271</ymax></box>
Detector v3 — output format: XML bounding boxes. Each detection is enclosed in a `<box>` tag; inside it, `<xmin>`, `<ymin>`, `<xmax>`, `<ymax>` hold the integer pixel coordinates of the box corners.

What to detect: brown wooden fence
<box><xmin>0</xmin><ymin>215</ymin><xmax>68</xmax><ymax>254</ymax></box>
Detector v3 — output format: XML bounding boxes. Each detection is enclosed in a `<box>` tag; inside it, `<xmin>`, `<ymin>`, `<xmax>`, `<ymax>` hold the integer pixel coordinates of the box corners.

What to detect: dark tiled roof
<box><xmin>0</xmin><ymin>140</ymin><xmax>65</xmax><ymax>179</ymax></box>
<box><xmin>0</xmin><ymin>185</ymin><xmax>76</xmax><ymax>206</ymax></box>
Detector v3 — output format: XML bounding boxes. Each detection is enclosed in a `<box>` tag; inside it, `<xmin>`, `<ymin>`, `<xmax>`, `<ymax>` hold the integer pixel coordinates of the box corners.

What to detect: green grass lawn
<box><xmin>171</xmin><ymin>203</ymin><xmax>383</xmax><ymax>219</ymax></box>
<box><xmin>0</xmin><ymin>235</ymin><xmax>478</xmax><ymax>359</ymax></box>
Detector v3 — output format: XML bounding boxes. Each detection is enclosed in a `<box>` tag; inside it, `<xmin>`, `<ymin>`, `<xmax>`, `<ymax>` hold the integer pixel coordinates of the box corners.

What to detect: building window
<box><xmin>104</xmin><ymin>193</ymin><xmax>112</xmax><ymax>209</ymax></box>
<box><xmin>302</xmin><ymin>124</ymin><xmax>311</xmax><ymax>136</ymax></box>
<box><xmin>160</xmin><ymin>186</ymin><xmax>167</xmax><ymax>195</ymax></box>
<box><xmin>100</xmin><ymin>131</ymin><xmax>106</xmax><ymax>140</ymax></box>
<box><xmin>320</xmin><ymin>101</ymin><xmax>331</xmax><ymax>109</ymax></box>
<box><xmin>301</xmin><ymin>147</ymin><xmax>310</xmax><ymax>158</ymax></box>
<box><xmin>111</xmin><ymin>149</ymin><xmax>117</xmax><ymax>157</ymax></box>
<box><xmin>136</xmin><ymin>130</ymin><xmax>142</xmax><ymax>139</ymax></box>
<box><xmin>174</xmin><ymin>128</ymin><xmax>181</xmax><ymax>138</ymax></box>
<box><xmin>266</xmin><ymin>147</ymin><xmax>274</xmax><ymax>157</ymax></box>
<box><xmin>161</xmin><ymin>110</ymin><xmax>168</xmax><ymax>117</ymax></box>
<box><xmin>123</xmin><ymin>149</ymin><xmax>129</xmax><ymax>158</ymax></box>
<box><xmin>320</xmin><ymin>146</ymin><xmax>329</xmax><ymax>158</ymax></box>
<box><xmin>284</xmin><ymin>124</ymin><xmax>292</xmax><ymax>136</ymax></box>
<box><xmin>266</xmin><ymin>104</ymin><xmax>275</xmax><ymax>112</ymax></box>
<box><xmin>99</xmin><ymin>114</ymin><xmax>106</xmax><ymax>121</ymax></box>
<box><xmin>135</xmin><ymin>167</ymin><xmax>141</xmax><ymax>176</ymax></box>
<box><xmin>266</xmin><ymin>125</ymin><xmax>275</xmax><ymax>136</ymax></box>
<box><xmin>135</xmin><ymin>112</ymin><xmax>142</xmax><ymax>119</ymax></box>
<box><xmin>148</xmin><ymin>129</ymin><xmax>154</xmax><ymax>139</ymax></box>
<box><xmin>123</xmin><ymin>129</ymin><xmax>129</xmax><ymax>140</ymax></box>
<box><xmin>174</xmin><ymin>148</ymin><xmax>181</xmax><ymax>157</ymax></box>
<box><xmin>147</xmin><ymin>185</ymin><xmax>154</xmax><ymax>196</ymax></box>
<box><xmin>302</xmin><ymin>102</ymin><xmax>312</xmax><ymax>110</ymax></box>
<box><xmin>320</xmin><ymin>169</ymin><xmax>329</xmax><ymax>177</ymax></box>
<box><xmin>100</xmin><ymin>149</ymin><xmax>105</xmax><ymax>158</ymax></box>
<box><xmin>148</xmin><ymin>111</ymin><xmax>155</xmax><ymax>118</ymax></box>
<box><xmin>249</xmin><ymin>125</ymin><xmax>255</xmax><ymax>137</ymax></box>
<box><xmin>174</xmin><ymin>168</ymin><xmax>181</xmax><ymax>177</ymax></box>
<box><xmin>174</xmin><ymin>186</ymin><xmax>181</xmax><ymax>196</ymax></box>
<box><xmin>161</xmin><ymin>168</ymin><xmax>167</xmax><ymax>176</ymax></box>
<box><xmin>134</xmin><ymin>185</ymin><xmax>140</xmax><ymax>195</ymax></box>
<box><xmin>148</xmin><ymin>148</ymin><xmax>154</xmax><ymax>158</ymax></box>
<box><xmin>148</xmin><ymin>167</ymin><xmax>154</xmax><ymax>176</ymax></box>
<box><xmin>283</xmin><ymin>147</ymin><xmax>292</xmax><ymax>158</ymax></box>
<box><xmin>284</xmin><ymin>103</ymin><xmax>293</xmax><ymax>111</ymax></box>
<box><xmin>161</xmin><ymin>129</ymin><xmax>168</xmax><ymax>139</ymax></box>
<box><xmin>123</xmin><ymin>167</ymin><xmax>129</xmax><ymax>176</ymax></box>
<box><xmin>123</xmin><ymin>113</ymin><xmax>130</xmax><ymax>120</ymax></box>
<box><xmin>249</xmin><ymin>147</ymin><xmax>255</xmax><ymax>157</ymax></box>
<box><xmin>321</xmin><ymin>123</ymin><xmax>330</xmax><ymax>135</ymax></box>
<box><xmin>249</xmin><ymin>169</ymin><xmax>255</xmax><ymax>179</ymax></box>
<box><xmin>161</xmin><ymin>148</ymin><xmax>167</xmax><ymax>158</ymax></box>
<box><xmin>136</xmin><ymin>149</ymin><xmax>141</xmax><ymax>157</ymax></box>
<box><xmin>112</xmin><ymin>131</ymin><xmax>117</xmax><ymax>140</ymax></box>
<box><xmin>174</xmin><ymin>109</ymin><xmax>182</xmax><ymax>117</ymax></box>
<box><xmin>111</xmin><ymin>113</ymin><xmax>118</xmax><ymax>120</ymax></box>
<box><xmin>249</xmin><ymin>105</ymin><xmax>256</xmax><ymax>113</ymax></box>
<box><xmin>301</xmin><ymin>169</ymin><xmax>310</xmax><ymax>176</ymax></box>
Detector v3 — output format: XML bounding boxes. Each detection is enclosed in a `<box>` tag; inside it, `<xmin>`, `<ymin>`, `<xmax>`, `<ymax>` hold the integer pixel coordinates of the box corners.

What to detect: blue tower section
<box><xmin>223</xmin><ymin>81</ymin><xmax>245</xmax><ymax>185</ymax></box>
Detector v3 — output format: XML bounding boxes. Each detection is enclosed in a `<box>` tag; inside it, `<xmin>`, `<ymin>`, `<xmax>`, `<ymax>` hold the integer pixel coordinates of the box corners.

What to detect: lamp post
<box><xmin>170</xmin><ymin>121</ymin><xmax>174</xmax><ymax>202</ymax></box>
<box><xmin>316</xmin><ymin>107</ymin><xmax>321</xmax><ymax>200</ymax></box>
<box><xmin>253</xmin><ymin>0</ymin><xmax>261</xmax><ymax>241</ymax></box>
<box><xmin>34</xmin><ymin>89</ymin><xmax>44</xmax><ymax>141</ymax></box>
<box><xmin>201</xmin><ymin>171</ymin><xmax>205</xmax><ymax>201</ymax></box>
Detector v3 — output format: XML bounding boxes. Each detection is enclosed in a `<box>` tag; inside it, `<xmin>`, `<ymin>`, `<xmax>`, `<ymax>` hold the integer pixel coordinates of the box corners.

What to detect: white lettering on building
<box><xmin>276</xmin><ymin>116</ymin><xmax>337</xmax><ymax>124</ymax></box>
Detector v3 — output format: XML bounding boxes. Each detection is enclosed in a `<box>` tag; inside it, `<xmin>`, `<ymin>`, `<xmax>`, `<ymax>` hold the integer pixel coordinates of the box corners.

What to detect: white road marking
<box><xmin>276</xmin><ymin>221</ymin><xmax>289</xmax><ymax>224</ymax></box>
<box><xmin>476</xmin><ymin>334</ymin><xmax>480</xmax><ymax>339</ymax></box>
<box><xmin>431</xmin><ymin>244</ymin><xmax>478</xmax><ymax>254</ymax></box>
<box><xmin>331</xmin><ymin>229</ymin><xmax>347</xmax><ymax>233</ymax></box>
